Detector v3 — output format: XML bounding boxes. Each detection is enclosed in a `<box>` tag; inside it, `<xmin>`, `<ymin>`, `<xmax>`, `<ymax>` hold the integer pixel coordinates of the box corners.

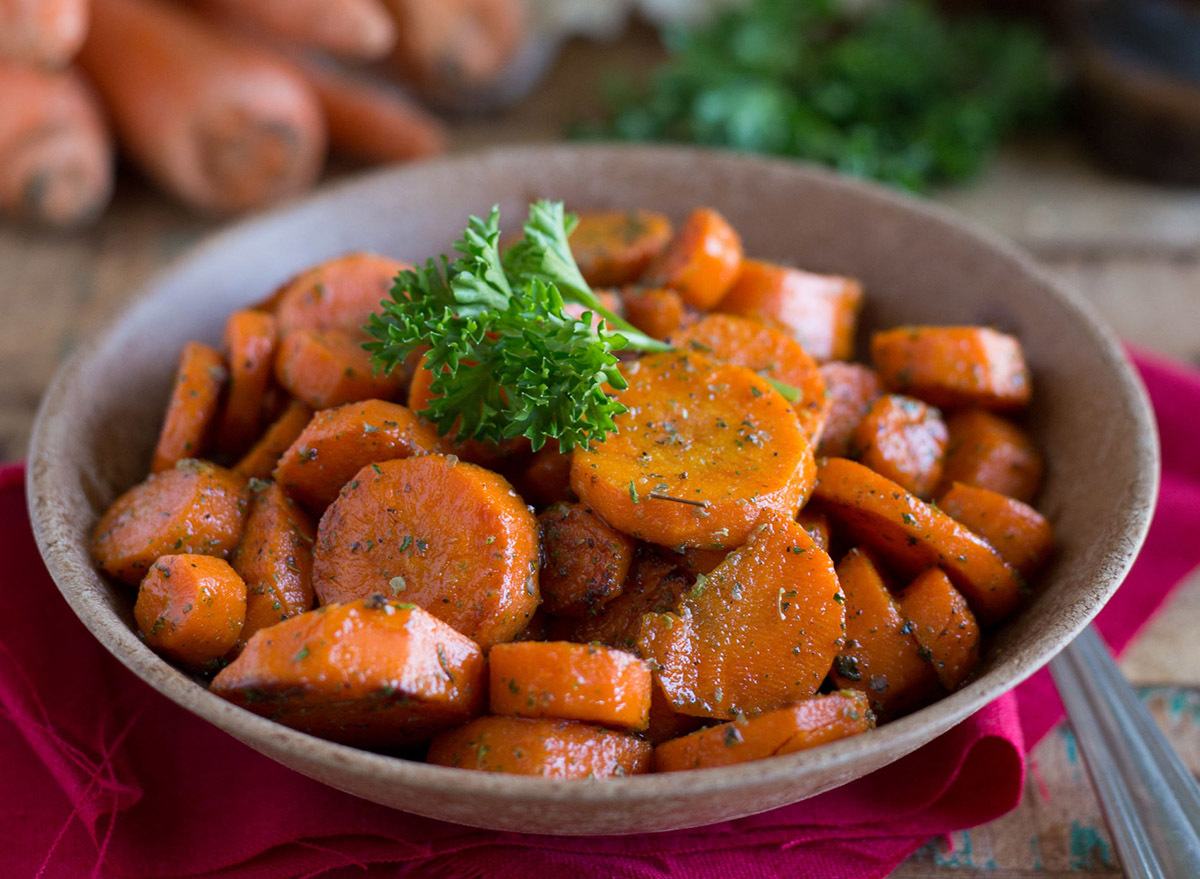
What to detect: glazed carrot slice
<box><xmin>230</xmin><ymin>481</ymin><xmax>315</xmax><ymax>644</ymax></box>
<box><xmin>312</xmin><ymin>454</ymin><xmax>538</xmax><ymax>648</ymax></box>
<box><xmin>92</xmin><ymin>459</ymin><xmax>250</xmax><ymax>585</ymax></box>
<box><xmin>569</xmin><ymin>549</ymin><xmax>690</xmax><ymax>652</ymax></box>
<box><xmin>151</xmin><ymin>341</ymin><xmax>227</xmax><ymax>473</ymax></box>
<box><xmin>938</xmin><ymin>482</ymin><xmax>1053</xmax><ymax>577</ymax></box>
<box><xmin>511</xmin><ymin>440</ymin><xmax>573</xmax><ymax>509</ymax></box>
<box><xmin>621</xmin><ymin>287</ymin><xmax>696</xmax><ymax>341</ymax></box>
<box><xmin>830</xmin><ymin>548</ymin><xmax>941</xmax><ymax>717</ymax></box>
<box><xmin>871</xmin><ymin>326</ymin><xmax>1032</xmax><ymax>411</ymax></box>
<box><xmin>897</xmin><ymin>568</ymin><xmax>981</xmax><ymax>691</ymax></box>
<box><xmin>716</xmin><ymin>260</ymin><xmax>863</xmax><ymax>362</ymax></box>
<box><xmin>234</xmin><ymin>398</ymin><xmax>313</xmax><ymax>480</ymax></box>
<box><xmin>796</xmin><ymin>508</ymin><xmax>831</xmax><ymax>551</ymax></box>
<box><xmin>639</xmin><ymin>511</ymin><xmax>845</xmax><ymax>719</ymax></box>
<box><xmin>812</xmin><ymin>458</ymin><xmax>1023</xmax><ymax>625</ymax></box>
<box><xmin>654</xmin><ymin>690</ymin><xmax>873</xmax><ymax>772</ymax></box>
<box><xmin>274</xmin><ymin>328</ymin><xmax>403</xmax><ymax>410</ymax></box>
<box><xmin>671</xmin><ymin>314</ymin><xmax>831</xmax><ymax>443</ymax></box>
<box><xmin>274</xmin><ymin>252</ymin><xmax>411</xmax><ymax>339</ymax></box>
<box><xmin>489</xmin><ymin>641</ymin><xmax>653</xmax><ymax>732</ymax></box>
<box><xmin>571</xmin><ymin>351</ymin><xmax>815</xmax><ymax>550</ymax></box>
<box><xmin>426</xmin><ymin>716</ymin><xmax>652</xmax><ymax>778</ymax></box>
<box><xmin>212</xmin><ymin>598</ymin><xmax>486</xmax><ymax>748</ymax></box>
<box><xmin>644</xmin><ymin>207</ymin><xmax>743</xmax><ymax>310</ymax></box>
<box><xmin>817</xmin><ymin>362</ymin><xmax>884</xmax><ymax>457</ymax></box>
<box><xmin>672</xmin><ymin>546</ymin><xmax>729</xmax><ymax>577</ymax></box>
<box><xmin>568</xmin><ymin>209</ymin><xmax>673</xmax><ymax>287</ymax></box>
<box><xmin>538</xmin><ymin>502</ymin><xmax>634</xmax><ymax>618</ymax></box>
<box><xmin>215</xmin><ymin>309</ymin><xmax>278</xmax><ymax>456</ymax></box>
<box><xmin>853</xmin><ymin>394</ymin><xmax>948</xmax><ymax>500</ymax></box>
<box><xmin>938</xmin><ymin>409</ymin><xmax>1043</xmax><ymax>503</ymax></box>
<box><xmin>135</xmin><ymin>553</ymin><xmax>247</xmax><ymax>669</ymax></box>
<box><xmin>273</xmin><ymin>399</ymin><xmax>440</xmax><ymax>514</ymax></box>
<box><xmin>645</xmin><ymin>679</ymin><xmax>706</xmax><ymax>745</ymax></box>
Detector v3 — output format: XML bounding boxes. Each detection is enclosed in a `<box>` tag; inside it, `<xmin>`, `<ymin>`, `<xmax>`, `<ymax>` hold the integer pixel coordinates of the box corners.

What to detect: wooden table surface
<box><xmin>2</xmin><ymin>29</ymin><xmax>1198</xmax><ymax>879</ymax></box>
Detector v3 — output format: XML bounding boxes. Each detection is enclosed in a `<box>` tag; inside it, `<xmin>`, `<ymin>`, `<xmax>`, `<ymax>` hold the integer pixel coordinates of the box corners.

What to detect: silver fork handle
<box><xmin>1049</xmin><ymin>626</ymin><xmax>1200</xmax><ymax>878</ymax></box>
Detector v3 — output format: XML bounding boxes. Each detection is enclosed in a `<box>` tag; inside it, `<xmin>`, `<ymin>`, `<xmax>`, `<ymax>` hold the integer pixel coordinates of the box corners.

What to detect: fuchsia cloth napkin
<box><xmin>4</xmin><ymin>352</ymin><xmax>1199</xmax><ymax>879</ymax></box>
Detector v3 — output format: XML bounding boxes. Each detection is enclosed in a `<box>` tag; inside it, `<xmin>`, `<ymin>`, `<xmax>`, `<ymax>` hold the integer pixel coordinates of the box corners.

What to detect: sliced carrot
<box><xmin>274</xmin><ymin>252</ymin><xmax>410</xmax><ymax>340</ymax></box>
<box><xmin>135</xmin><ymin>553</ymin><xmax>247</xmax><ymax>669</ymax></box>
<box><xmin>212</xmin><ymin>598</ymin><xmax>486</xmax><ymax>748</ymax></box>
<box><xmin>151</xmin><ymin>341</ymin><xmax>227</xmax><ymax>473</ymax></box>
<box><xmin>644</xmin><ymin>207</ymin><xmax>743</xmax><ymax>310</ymax></box>
<box><xmin>939</xmin><ymin>409</ymin><xmax>1043</xmax><ymax>503</ymax></box>
<box><xmin>312</xmin><ymin>454</ymin><xmax>538</xmax><ymax>648</ymax></box>
<box><xmin>645</xmin><ymin>679</ymin><xmax>706</xmax><ymax>745</ymax></box>
<box><xmin>230</xmin><ymin>481</ymin><xmax>315</xmax><ymax>645</ymax></box>
<box><xmin>511</xmin><ymin>440</ymin><xmax>573</xmax><ymax>509</ymax></box>
<box><xmin>639</xmin><ymin>511</ymin><xmax>845</xmax><ymax>719</ymax></box>
<box><xmin>489</xmin><ymin>641</ymin><xmax>652</xmax><ymax>732</ymax></box>
<box><xmin>671</xmin><ymin>314</ymin><xmax>830</xmax><ymax>443</ymax></box>
<box><xmin>871</xmin><ymin>326</ymin><xmax>1032</xmax><ymax>411</ymax></box>
<box><xmin>817</xmin><ymin>362</ymin><xmax>884</xmax><ymax>457</ymax></box>
<box><xmin>234</xmin><ymin>399</ymin><xmax>313</xmax><ymax>480</ymax></box>
<box><xmin>654</xmin><ymin>691</ymin><xmax>873</xmax><ymax>772</ymax></box>
<box><xmin>215</xmin><ymin>310</ymin><xmax>278</xmax><ymax>456</ymax></box>
<box><xmin>853</xmin><ymin>394</ymin><xmax>948</xmax><ymax>500</ymax></box>
<box><xmin>570</xmin><ymin>549</ymin><xmax>690</xmax><ymax>653</ymax></box>
<box><xmin>672</xmin><ymin>546</ymin><xmax>729</xmax><ymax>577</ymax></box>
<box><xmin>938</xmin><ymin>482</ymin><xmax>1053</xmax><ymax>577</ymax></box>
<box><xmin>426</xmin><ymin>716</ymin><xmax>651</xmax><ymax>778</ymax></box>
<box><xmin>812</xmin><ymin>458</ymin><xmax>1023</xmax><ymax>625</ymax></box>
<box><xmin>273</xmin><ymin>399</ymin><xmax>440</xmax><ymax>514</ymax></box>
<box><xmin>538</xmin><ymin>502</ymin><xmax>634</xmax><ymax>618</ymax></box>
<box><xmin>92</xmin><ymin>459</ymin><xmax>250</xmax><ymax>585</ymax></box>
<box><xmin>830</xmin><ymin>547</ymin><xmax>941</xmax><ymax>717</ymax></box>
<box><xmin>274</xmin><ymin>328</ymin><xmax>403</xmax><ymax>410</ymax></box>
<box><xmin>897</xmin><ymin>568</ymin><xmax>981</xmax><ymax>691</ymax></box>
<box><xmin>197</xmin><ymin>0</ymin><xmax>397</xmax><ymax>60</ymax></box>
<box><xmin>511</xmin><ymin>608</ymin><xmax>551</xmax><ymax>642</ymax></box>
<box><xmin>568</xmin><ymin>209</ymin><xmax>673</xmax><ymax>287</ymax></box>
<box><xmin>796</xmin><ymin>508</ymin><xmax>831</xmax><ymax>551</ymax></box>
<box><xmin>621</xmin><ymin>287</ymin><xmax>696</xmax><ymax>341</ymax></box>
<box><xmin>571</xmin><ymin>351</ymin><xmax>815</xmax><ymax>550</ymax></box>
<box><xmin>0</xmin><ymin>0</ymin><xmax>89</xmax><ymax>68</ymax></box>
<box><xmin>717</xmin><ymin>260</ymin><xmax>863</xmax><ymax>362</ymax></box>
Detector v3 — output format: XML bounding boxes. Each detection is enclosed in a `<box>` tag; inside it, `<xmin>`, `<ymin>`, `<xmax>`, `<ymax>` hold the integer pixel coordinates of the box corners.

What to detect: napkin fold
<box><xmin>4</xmin><ymin>352</ymin><xmax>1198</xmax><ymax>879</ymax></box>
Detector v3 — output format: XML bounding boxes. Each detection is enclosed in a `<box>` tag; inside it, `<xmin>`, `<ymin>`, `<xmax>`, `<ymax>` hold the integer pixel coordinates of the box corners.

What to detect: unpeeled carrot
<box><xmin>938</xmin><ymin>481</ymin><xmax>1053</xmax><ymax>577</ymax></box>
<box><xmin>196</xmin><ymin>0</ymin><xmax>397</xmax><ymax>60</ymax></box>
<box><xmin>620</xmin><ymin>287</ymin><xmax>696</xmax><ymax>341</ymax></box>
<box><xmin>274</xmin><ymin>328</ymin><xmax>403</xmax><ymax>409</ymax></box>
<box><xmin>234</xmin><ymin>399</ymin><xmax>313</xmax><ymax>480</ymax></box>
<box><xmin>216</xmin><ymin>310</ymin><xmax>278</xmax><ymax>457</ymax></box>
<box><xmin>569</xmin><ymin>549</ymin><xmax>690</xmax><ymax>652</ymax></box>
<box><xmin>817</xmin><ymin>362</ymin><xmax>884</xmax><ymax>457</ymax></box>
<box><xmin>151</xmin><ymin>342</ymin><xmax>228</xmax><ymax>473</ymax></box>
<box><xmin>135</xmin><ymin>553</ymin><xmax>247</xmax><ymax>669</ymax></box>
<box><xmin>538</xmin><ymin>502</ymin><xmax>634</xmax><ymax>618</ymax></box>
<box><xmin>644</xmin><ymin>207</ymin><xmax>743</xmax><ymax>310</ymax></box>
<box><xmin>853</xmin><ymin>394</ymin><xmax>949</xmax><ymax>500</ymax></box>
<box><xmin>0</xmin><ymin>0</ymin><xmax>88</xmax><ymax>68</ymax></box>
<box><xmin>897</xmin><ymin>568</ymin><xmax>981</xmax><ymax>691</ymax></box>
<box><xmin>938</xmin><ymin>409</ymin><xmax>1043</xmax><ymax>503</ymax></box>
<box><xmin>568</xmin><ymin>210</ymin><xmax>673</xmax><ymax>287</ymax></box>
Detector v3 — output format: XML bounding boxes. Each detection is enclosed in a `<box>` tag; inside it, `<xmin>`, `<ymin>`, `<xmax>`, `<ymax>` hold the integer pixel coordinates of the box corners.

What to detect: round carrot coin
<box><xmin>135</xmin><ymin>553</ymin><xmax>247</xmax><ymax>668</ymax></box>
<box><xmin>274</xmin><ymin>252</ymin><xmax>410</xmax><ymax>339</ymax></box>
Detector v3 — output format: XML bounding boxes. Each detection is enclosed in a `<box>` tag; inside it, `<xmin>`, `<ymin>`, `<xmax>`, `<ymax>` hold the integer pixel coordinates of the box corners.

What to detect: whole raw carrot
<box><xmin>79</xmin><ymin>0</ymin><xmax>326</xmax><ymax>215</ymax></box>
<box><xmin>151</xmin><ymin>342</ymin><xmax>228</xmax><ymax>474</ymax></box>
<box><xmin>234</xmin><ymin>399</ymin><xmax>313</xmax><ymax>480</ymax></box>
<box><xmin>195</xmin><ymin>0</ymin><xmax>396</xmax><ymax>60</ymax></box>
<box><xmin>0</xmin><ymin>0</ymin><xmax>88</xmax><ymax>68</ymax></box>
<box><xmin>135</xmin><ymin>553</ymin><xmax>247</xmax><ymax>669</ymax></box>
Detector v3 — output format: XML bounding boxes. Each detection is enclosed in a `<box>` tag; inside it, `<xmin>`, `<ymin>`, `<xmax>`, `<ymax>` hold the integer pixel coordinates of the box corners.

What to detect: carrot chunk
<box><xmin>897</xmin><ymin>568</ymin><xmax>981</xmax><ymax>691</ymax></box>
<box><xmin>489</xmin><ymin>641</ymin><xmax>653</xmax><ymax>732</ymax></box>
<box><xmin>716</xmin><ymin>260</ymin><xmax>863</xmax><ymax>362</ymax></box>
<box><xmin>871</xmin><ymin>326</ymin><xmax>1032</xmax><ymax>411</ymax></box>
<box><xmin>274</xmin><ymin>252</ymin><xmax>410</xmax><ymax>339</ymax></box>
<box><xmin>216</xmin><ymin>310</ymin><xmax>278</xmax><ymax>456</ymax></box>
<box><xmin>644</xmin><ymin>207</ymin><xmax>743</xmax><ymax>310</ymax></box>
<box><xmin>312</xmin><ymin>454</ymin><xmax>538</xmax><ymax>648</ymax></box>
<box><xmin>92</xmin><ymin>459</ymin><xmax>250</xmax><ymax>585</ymax></box>
<box><xmin>135</xmin><ymin>554</ymin><xmax>247</xmax><ymax>669</ymax></box>
<box><xmin>234</xmin><ymin>399</ymin><xmax>313</xmax><ymax>480</ymax></box>
<box><xmin>796</xmin><ymin>508</ymin><xmax>831</xmax><ymax>551</ymax></box>
<box><xmin>621</xmin><ymin>287</ymin><xmax>696</xmax><ymax>341</ymax></box>
<box><xmin>569</xmin><ymin>209</ymin><xmax>673</xmax><ymax>287</ymax></box>
<box><xmin>511</xmin><ymin>441</ymin><xmax>573</xmax><ymax>509</ymax></box>
<box><xmin>938</xmin><ymin>482</ymin><xmax>1053</xmax><ymax>577</ymax></box>
<box><xmin>817</xmin><ymin>362</ymin><xmax>884</xmax><ymax>457</ymax></box>
<box><xmin>853</xmin><ymin>394</ymin><xmax>948</xmax><ymax>500</ymax></box>
<box><xmin>427</xmin><ymin>716</ymin><xmax>652</xmax><ymax>777</ymax></box>
<box><xmin>538</xmin><ymin>502</ymin><xmax>634</xmax><ymax>618</ymax></box>
<box><xmin>569</xmin><ymin>549</ymin><xmax>690</xmax><ymax>653</ymax></box>
<box><xmin>571</xmin><ymin>351</ymin><xmax>815</xmax><ymax>550</ymax></box>
<box><xmin>654</xmin><ymin>691</ymin><xmax>873</xmax><ymax>772</ymax></box>
<box><xmin>274</xmin><ymin>328</ymin><xmax>403</xmax><ymax>409</ymax></box>
<box><xmin>212</xmin><ymin>599</ymin><xmax>486</xmax><ymax>748</ymax></box>
<box><xmin>151</xmin><ymin>341</ymin><xmax>227</xmax><ymax>473</ymax></box>
<box><xmin>645</xmin><ymin>679</ymin><xmax>706</xmax><ymax>745</ymax></box>
<box><xmin>938</xmin><ymin>409</ymin><xmax>1043</xmax><ymax>503</ymax></box>
<box><xmin>639</xmin><ymin>511</ymin><xmax>845</xmax><ymax>719</ymax></box>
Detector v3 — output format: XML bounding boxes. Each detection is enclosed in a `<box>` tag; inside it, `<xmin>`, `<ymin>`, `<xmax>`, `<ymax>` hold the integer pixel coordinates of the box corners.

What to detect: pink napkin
<box><xmin>3</xmin><ymin>352</ymin><xmax>1198</xmax><ymax>879</ymax></box>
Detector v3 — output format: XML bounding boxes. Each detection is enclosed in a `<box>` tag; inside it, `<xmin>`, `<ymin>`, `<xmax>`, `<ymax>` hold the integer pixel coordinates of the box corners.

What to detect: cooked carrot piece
<box><xmin>639</xmin><ymin>511</ymin><xmax>845</xmax><ymax>719</ymax></box>
<box><xmin>621</xmin><ymin>287</ymin><xmax>696</xmax><ymax>341</ymax></box>
<box><xmin>796</xmin><ymin>508</ymin><xmax>831</xmax><ymax>551</ymax></box>
<box><xmin>538</xmin><ymin>502</ymin><xmax>634</xmax><ymax>618</ymax></box>
<box><xmin>817</xmin><ymin>362</ymin><xmax>884</xmax><ymax>457</ymax></box>
<box><xmin>671</xmin><ymin>314</ymin><xmax>830</xmax><ymax>443</ymax></box>
<box><xmin>274</xmin><ymin>328</ymin><xmax>403</xmax><ymax>410</ymax></box>
<box><xmin>151</xmin><ymin>341</ymin><xmax>227</xmax><ymax>473</ymax></box>
<box><xmin>230</xmin><ymin>482</ymin><xmax>315</xmax><ymax>644</ymax></box>
<box><xmin>897</xmin><ymin>568</ymin><xmax>981</xmax><ymax>691</ymax></box>
<box><xmin>645</xmin><ymin>679</ymin><xmax>706</xmax><ymax>745</ymax></box>
<box><xmin>938</xmin><ymin>409</ymin><xmax>1043</xmax><ymax>503</ymax></box>
<box><xmin>938</xmin><ymin>482</ymin><xmax>1053</xmax><ymax>577</ymax></box>
<box><xmin>571</xmin><ymin>351</ymin><xmax>815</xmax><ymax>550</ymax></box>
<box><xmin>273</xmin><ymin>399</ymin><xmax>440</xmax><ymax>514</ymax></box>
<box><xmin>716</xmin><ymin>260</ymin><xmax>863</xmax><ymax>362</ymax></box>
<box><xmin>569</xmin><ymin>549</ymin><xmax>690</xmax><ymax>652</ymax></box>
<box><xmin>511</xmin><ymin>440</ymin><xmax>573</xmax><ymax>509</ymax></box>
<box><xmin>812</xmin><ymin>458</ymin><xmax>1023</xmax><ymax>625</ymax></box>
<box><xmin>233</xmin><ymin>398</ymin><xmax>312</xmax><ymax>480</ymax></box>
<box><xmin>673</xmin><ymin>546</ymin><xmax>729</xmax><ymax>577</ymax></box>
<box><xmin>312</xmin><ymin>454</ymin><xmax>538</xmax><ymax>648</ymax></box>
<box><xmin>830</xmin><ymin>548</ymin><xmax>941</xmax><ymax>717</ymax></box>
<box><xmin>568</xmin><ymin>209</ymin><xmax>673</xmax><ymax>287</ymax></box>
<box><xmin>644</xmin><ymin>207</ymin><xmax>743</xmax><ymax>310</ymax></box>
<box><xmin>92</xmin><ymin>459</ymin><xmax>250</xmax><ymax>585</ymax></box>
<box><xmin>274</xmin><ymin>252</ymin><xmax>410</xmax><ymax>339</ymax></box>
<box><xmin>212</xmin><ymin>598</ymin><xmax>486</xmax><ymax>748</ymax></box>
<box><xmin>654</xmin><ymin>691</ymin><xmax>873</xmax><ymax>772</ymax></box>
<box><xmin>135</xmin><ymin>553</ymin><xmax>247</xmax><ymax>669</ymax></box>
<box><xmin>853</xmin><ymin>394</ymin><xmax>949</xmax><ymax>500</ymax></box>
<box><xmin>489</xmin><ymin>641</ymin><xmax>653</xmax><ymax>732</ymax></box>
<box><xmin>215</xmin><ymin>310</ymin><xmax>278</xmax><ymax>456</ymax></box>
<box><xmin>871</xmin><ymin>326</ymin><xmax>1032</xmax><ymax>411</ymax></box>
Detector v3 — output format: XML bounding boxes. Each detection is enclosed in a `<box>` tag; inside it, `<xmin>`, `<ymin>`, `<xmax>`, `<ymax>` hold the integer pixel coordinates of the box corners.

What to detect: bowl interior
<box><xmin>27</xmin><ymin>145</ymin><xmax>1158</xmax><ymax>835</ymax></box>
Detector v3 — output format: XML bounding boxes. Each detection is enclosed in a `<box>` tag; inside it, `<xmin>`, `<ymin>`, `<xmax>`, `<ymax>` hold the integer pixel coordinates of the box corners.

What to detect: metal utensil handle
<box><xmin>1049</xmin><ymin>626</ymin><xmax>1200</xmax><ymax>878</ymax></box>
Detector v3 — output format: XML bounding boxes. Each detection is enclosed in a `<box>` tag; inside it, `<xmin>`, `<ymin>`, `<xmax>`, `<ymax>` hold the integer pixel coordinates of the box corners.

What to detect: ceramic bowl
<box><xmin>27</xmin><ymin>145</ymin><xmax>1158</xmax><ymax>835</ymax></box>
